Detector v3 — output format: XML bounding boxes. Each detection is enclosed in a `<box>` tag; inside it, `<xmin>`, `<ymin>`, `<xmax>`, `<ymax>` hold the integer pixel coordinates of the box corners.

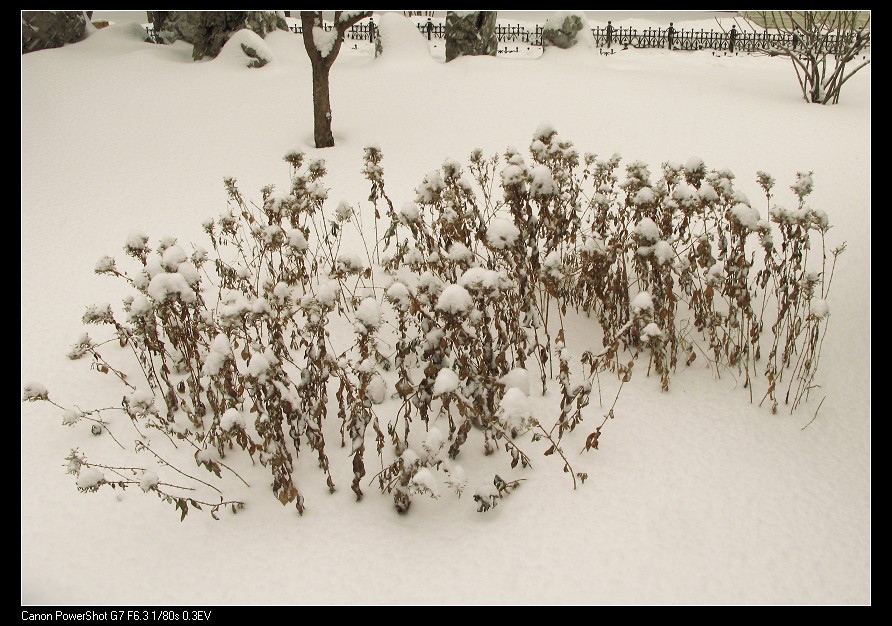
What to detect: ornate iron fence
<box><xmin>489</xmin><ymin>22</ymin><xmax>861</xmax><ymax>55</ymax></box>
<box><xmin>152</xmin><ymin>21</ymin><xmax>865</xmax><ymax>56</ymax></box>
<box><xmin>288</xmin><ymin>22</ymin><xmax>379</xmax><ymax>42</ymax></box>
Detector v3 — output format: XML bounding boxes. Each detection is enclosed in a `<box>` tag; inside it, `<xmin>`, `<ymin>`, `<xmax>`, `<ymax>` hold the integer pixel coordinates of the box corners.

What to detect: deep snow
<box><xmin>21</xmin><ymin>11</ymin><xmax>869</xmax><ymax>605</ymax></box>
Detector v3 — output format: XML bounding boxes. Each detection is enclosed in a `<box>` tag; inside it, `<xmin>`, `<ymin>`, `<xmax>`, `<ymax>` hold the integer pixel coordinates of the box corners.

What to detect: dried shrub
<box><xmin>25</xmin><ymin>128</ymin><xmax>842</xmax><ymax>518</ymax></box>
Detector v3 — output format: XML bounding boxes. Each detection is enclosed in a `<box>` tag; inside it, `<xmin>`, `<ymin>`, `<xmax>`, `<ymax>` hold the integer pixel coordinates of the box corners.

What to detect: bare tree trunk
<box><xmin>311</xmin><ymin>62</ymin><xmax>335</xmax><ymax>148</ymax></box>
<box><xmin>300</xmin><ymin>11</ymin><xmax>372</xmax><ymax>148</ymax></box>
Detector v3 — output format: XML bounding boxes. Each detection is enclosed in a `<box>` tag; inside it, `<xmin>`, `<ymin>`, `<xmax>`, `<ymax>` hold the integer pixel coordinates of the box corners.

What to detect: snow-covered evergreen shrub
<box><xmin>25</xmin><ymin>128</ymin><xmax>842</xmax><ymax>519</ymax></box>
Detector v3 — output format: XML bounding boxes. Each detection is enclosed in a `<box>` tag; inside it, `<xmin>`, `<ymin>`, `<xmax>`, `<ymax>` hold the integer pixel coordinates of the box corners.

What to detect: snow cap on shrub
<box><xmin>634</xmin><ymin>217</ymin><xmax>661</xmax><ymax>243</ymax></box>
<box><xmin>730</xmin><ymin>203</ymin><xmax>761</xmax><ymax>231</ymax></box>
<box><xmin>436</xmin><ymin>284</ymin><xmax>474</xmax><ymax>315</ymax></box>
<box><xmin>356</xmin><ymin>297</ymin><xmax>382</xmax><ymax>331</ymax></box>
<box><xmin>386</xmin><ymin>281</ymin><xmax>411</xmax><ymax>309</ymax></box>
<box><xmin>433</xmin><ymin>368</ymin><xmax>460</xmax><ymax>396</ymax></box>
<box><xmin>22</xmin><ymin>381</ymin><xmax>49</xmax><ymax>401</ymax></box>
<box><xmin>632</xmin><ymin>291</ymin><xmax>654</xmax><ymax>315</ymax></box>
<box><xmin>486</xmin><ymin>218</ymin><xmax>521</xmax><ymax>249</ymax></box>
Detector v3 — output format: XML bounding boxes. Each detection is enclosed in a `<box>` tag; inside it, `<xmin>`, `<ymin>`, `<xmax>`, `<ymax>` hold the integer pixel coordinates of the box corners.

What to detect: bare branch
<box><xmin>745</xmin><ymin>10</ymin><xmax>870</xmax><ymax>104</ymax></box>
<box><xmin>299</xmin><ymin>11</ymin><xmax>324</xmax><ymax>65</ymax></box>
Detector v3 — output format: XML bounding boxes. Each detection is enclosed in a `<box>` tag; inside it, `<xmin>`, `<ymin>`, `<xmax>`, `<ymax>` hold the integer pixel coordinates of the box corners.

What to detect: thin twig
<box><xmin>800</xmin><ymin>395</ymin><xmax>826</xmax><ymax>431</ymax></box>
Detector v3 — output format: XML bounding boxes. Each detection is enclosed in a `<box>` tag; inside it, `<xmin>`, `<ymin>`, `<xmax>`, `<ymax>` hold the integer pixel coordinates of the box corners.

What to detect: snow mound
<box><xmin>436</xmin><ymin>284</ymin><xmax>474</xmax><ymax>315</ymax></box>
<box><xmin>377</xmin><ymin>13</ymin><xmax>434</xmax><ymax>64</ymax></box>
<box><xmin>499</xmin><ymin>387</ymin><xmax>532</xmax><ymax>432</ymax></box>
<box><xmin>368</xmin><ymin>375</ymin><xmax>387</xmax><ymax>404</ymax></box>
<box><xmin>499</xmin><ymin>368</ymin><xmax>530</xmax><ymax>396</ymax></box>
<box><xmin>76</xmin><ymin>468</ymin><xmax>104</xmax><ymax>490</ymax></box>
<box><xmin>312</xmin><ymin>26</ymin><xmax>338</xmax><ymax>57</ymax></box>
<box><xmin>632</xmin><ymin>291</ymin><xmax>654</xmax><ymax>314</ymax></box>
<box><xmin>355</xmin><ymin>297</ymin><xmax>382</xmax><ymax>330</ymax></box>
<box><xmin>730</xmin><ymin>203</ymin><xmax>761</xmax><ymax>231</ymax></box>
<box><xmin>139</xmin><ymin>471</ymin><xmax>159</xmax><ymax>493</ymax></box>
<box><xmin>634</xmin><ymin>217</ymin><xmax>661</xmax><ymax>243</ymax></box>
<box><xmin>810</xmin><ymin>299</ymin><xmax>830</xmax><ymax>319</ymax></box>
<box><xmin>486</xmin><ymin>218</ymin><xmax>521</xmax><ymax>249</ymax></box>
<box><xmin>433</xmin><ymin>368</ymin><xmax>460</xmax><ymax>396</ymax></box>
<box><xmin>215</xmin><ymin>29</ymin><xmax>275</xmax><ymax>68</ymax></box>
<box><xmin>653</xmin><ymin>240</ymin><xmax>674</xmax><ymax>265</ymax></box>
<box><xmin>220</xmin><ymin>407</ymin><xmax>246</xmax><ymax>431</ymax></box>
<box><xmin>541</xmin><ymin>11</ymin><xmax>598</xmax><ymax>56</ymax></box>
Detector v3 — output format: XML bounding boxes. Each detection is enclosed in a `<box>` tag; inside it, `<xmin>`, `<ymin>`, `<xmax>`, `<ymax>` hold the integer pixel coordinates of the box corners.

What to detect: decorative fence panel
<box><xmin>149</xmin><ymin>21</ymin><xmax>865</xmax><ymax>56</ymax></box>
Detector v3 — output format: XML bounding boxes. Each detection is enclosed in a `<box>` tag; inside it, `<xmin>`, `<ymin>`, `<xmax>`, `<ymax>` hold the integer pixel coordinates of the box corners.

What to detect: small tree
<box><xmin>300</xmin><ymin>11</ymin><xmax>372</xmax><ymax>148</ymax></box>
<box><xmin>741</xmin><ymin>11</ymin><xmax>870</xmax><ymax>104</ymax></box>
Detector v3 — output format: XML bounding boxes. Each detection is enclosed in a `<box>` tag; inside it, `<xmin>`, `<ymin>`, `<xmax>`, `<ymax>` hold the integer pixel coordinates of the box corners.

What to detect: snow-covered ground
<box><xmin>22</xmin><ymin>11</ymin><xmax>869</xmax><ymax>605</ymax></box>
